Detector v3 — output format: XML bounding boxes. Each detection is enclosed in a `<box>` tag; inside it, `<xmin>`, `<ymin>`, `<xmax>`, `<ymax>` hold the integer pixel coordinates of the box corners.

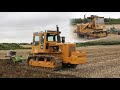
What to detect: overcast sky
<box><xmin>71</xmin><ymin>12</ymin><xmax>120</xmax><ymax>18</ymax></box>
<box><xmin>0</xmin><ymin>12</ymin><xmax>120</xmax><ymax>43</ymax></box>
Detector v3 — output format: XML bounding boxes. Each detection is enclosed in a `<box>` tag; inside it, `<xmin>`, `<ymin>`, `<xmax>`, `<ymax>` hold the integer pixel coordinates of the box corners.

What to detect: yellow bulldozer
<box><xmin>26</xmin><ymin>25</ymin><xmax>86</xmax><ymax>69</ymax></box>
<box><xmin>74</xmin><ymin>15</ymin><xmax>108</xmax><ymax>38</ymax></box>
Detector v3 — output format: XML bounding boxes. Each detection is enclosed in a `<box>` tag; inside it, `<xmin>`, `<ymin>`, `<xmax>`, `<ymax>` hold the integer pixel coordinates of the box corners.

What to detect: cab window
<box><xmin>48</xmin><ymin>35</ymin><xmax>54</xmax><ymax>41</ymax></box>
<box><xmin>47</xmin><ymin>35</ymin><xmax>57</xmax><ymax>41</ymax></box>
<box><xmin>41</xmin><ymin>34</ymin><xmax>44</xmax><ymax>44</ymax></box>
<box><xmin>33</xmin><ymin>36</ymin><xmax>39</xmax><ymax>46</ymax></box>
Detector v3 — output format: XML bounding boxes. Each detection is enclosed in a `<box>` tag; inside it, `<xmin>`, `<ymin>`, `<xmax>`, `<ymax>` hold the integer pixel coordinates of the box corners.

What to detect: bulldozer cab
<box><xmin>33</xmin><ymin>31</ymin><xmax>61</xmax><ymax>45</ymax></box>
<box><xmin>46</xmin><ymin>30</ymin><xmax>61</xmax><ymax>43</ymax></box>
<box><xmin>32</xmin><ymin>26</ymin><xmax>65</xmax><ymax>54</ymax></box>
<box><xmin>87</xmin><ymin>15</ymin><xmax>104</xmax><ymax>24</ymax></box>
<box><xmin>87</xmin><ymin>15</ymin><xmax>105</xmax><ymax>30</ymax></box>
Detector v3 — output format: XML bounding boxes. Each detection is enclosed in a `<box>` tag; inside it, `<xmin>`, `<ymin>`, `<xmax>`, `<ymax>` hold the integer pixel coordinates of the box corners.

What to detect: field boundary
<box><xmin>76</xmin><ymin>41</ymin><xmax>120</xmax><ymax>47</ymax></box>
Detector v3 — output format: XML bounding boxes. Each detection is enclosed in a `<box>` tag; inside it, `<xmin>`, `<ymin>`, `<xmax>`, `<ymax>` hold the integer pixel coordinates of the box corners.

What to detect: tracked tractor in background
<box><xmin>74</xmin><ymin>15</ymin><xmax>108</xmax><ymax>39</ymax></box>
<box><xmin>26</xmin><ymin>25</ymin><xmax>86</xmax><ymax>69</ymax></box>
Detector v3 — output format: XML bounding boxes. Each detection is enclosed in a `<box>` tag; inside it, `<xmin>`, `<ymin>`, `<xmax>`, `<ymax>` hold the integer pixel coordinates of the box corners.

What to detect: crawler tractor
<box><xmin>26</xmin><ymin>25</ymin><xmax>86</xmax><ymax>69</ymax></box>
<box><xmin>74</xmin><ymin>15</ymin><xmax>108</xmax><ymax>38</ymax></box>
<box><xmin>5</xmin><ymin>26</ymin><xmax>86</xmax><ymax>69</ymax></box>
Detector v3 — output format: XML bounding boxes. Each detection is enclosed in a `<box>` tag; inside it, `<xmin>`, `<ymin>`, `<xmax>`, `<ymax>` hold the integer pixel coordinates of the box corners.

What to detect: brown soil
<box><xmin>1</xmin><ymin>45</ymin><xmax>120</xmax><ymax>78</ymax></box>
<box><xmin>0</xmin><ymin>59</ymin><xmax>76</xmax><ymax>78</ymax></box>
<box><xmin>56</xmin><ymin>45</ymin><xmax>120</xmax><ymax>78</ymax></box>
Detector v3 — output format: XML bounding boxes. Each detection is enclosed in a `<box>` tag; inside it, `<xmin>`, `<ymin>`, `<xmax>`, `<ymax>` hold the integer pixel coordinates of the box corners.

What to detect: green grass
<box><xmin>76</xmin><ymin>41</ymin><xmax>120</xmax><ymax>47</ymax></box>
<box><xmin>1</xmin><ymin>41</ymin><xmax>120</xmax><ymax>50</ymax></box>
<box><xmin>20</xmin><ymin>45</ymin><xmax>31</xmax><ymax>49</ymax></box>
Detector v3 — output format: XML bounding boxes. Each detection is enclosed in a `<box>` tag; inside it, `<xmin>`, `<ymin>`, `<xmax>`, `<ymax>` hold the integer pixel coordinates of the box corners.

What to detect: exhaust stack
<box><xmin>56</xmin><ymin>25</ymin><xmax>61</xmax><ymax>43</ymax></box>
<box><xmin>62</xmin><ymin>37</ymin><xmax>65</xmax><ymax>43</ymax></box>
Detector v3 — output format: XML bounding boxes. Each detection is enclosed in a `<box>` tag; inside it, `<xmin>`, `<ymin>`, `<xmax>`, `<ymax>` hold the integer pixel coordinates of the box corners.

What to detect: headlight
<box><xmin>59</xmin><ymin>49</ymin><xmax>61</xmax><ymax>52</ymax></box>
<box><xmin>34</xmin><ymin>47</ymin><xmax>38</xmax><ymax>52</ymax></box>
<box><xmin>40</xmin><ymin>45</ymin><xmax>44</xmax><ymax>49</ymax></box>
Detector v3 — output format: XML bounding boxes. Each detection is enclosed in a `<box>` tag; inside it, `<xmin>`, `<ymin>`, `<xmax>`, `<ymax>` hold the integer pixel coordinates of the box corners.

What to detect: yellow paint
<box><xmin>29</xmin><ymin>29</ymin><xmax>86</xmax><ymax>68</ymax></box>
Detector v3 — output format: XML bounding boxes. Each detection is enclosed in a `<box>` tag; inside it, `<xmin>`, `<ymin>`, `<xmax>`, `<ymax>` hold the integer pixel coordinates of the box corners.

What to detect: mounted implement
<box><xmin>5</xmin><ymin>51</ymin><xmax>26</xmax><ymax>64</ymax></box>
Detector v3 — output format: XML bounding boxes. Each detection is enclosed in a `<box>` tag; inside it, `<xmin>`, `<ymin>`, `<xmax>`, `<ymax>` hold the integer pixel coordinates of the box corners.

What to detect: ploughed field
<box><xmin>0</xmin><ymin>45</ymin><xmax>120</xmax><ymax>78</ymax></box>
<box><xmin>56</xmin><ymin>45</ymin><xmax>120</xmax><ymax>78</ymax></box>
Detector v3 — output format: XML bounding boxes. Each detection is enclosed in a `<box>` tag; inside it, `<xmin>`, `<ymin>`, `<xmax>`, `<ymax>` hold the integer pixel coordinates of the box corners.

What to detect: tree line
<box><xmin>70</xmin><ymin>18</ymin><xmax>120</xmax><ymax>25</ymax></box>
<box><xmin>0</xmin><ymin>43</ymin><xmax>31</xmax><ymax>50</ymax></box>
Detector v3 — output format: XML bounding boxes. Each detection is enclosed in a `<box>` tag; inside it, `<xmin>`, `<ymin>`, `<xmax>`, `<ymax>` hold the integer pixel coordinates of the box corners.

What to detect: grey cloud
<box><xmin>0</xmin><ymin>12</ymin><xmax>72</xmax><ymax>43</ymax></box>
<box><xmin>1</xmin><ymin>12</ymin><xmax>119</xmax><ymax>43</ymax></box>
<box><xmin>71</xmin><ymin>12</ymin><xmax>120</xmax><ymax>19</ymax></box>
<box><xmin>0</xmin><ymin>12</ymin><xmax>71</xmax><ymax>27</ymax></box>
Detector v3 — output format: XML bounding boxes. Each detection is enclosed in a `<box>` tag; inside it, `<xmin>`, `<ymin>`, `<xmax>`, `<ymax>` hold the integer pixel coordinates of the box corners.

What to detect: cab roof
<box><xmin>87</xmin><ymin>15</ymin><xmax>104</xmax><ymax>19</ymax></box>
<box><xmin>33</xmin><ymin>30</ymin><xmax>61</xmax><ymax>35</ymax></box>
<box><xmin>47</xmin><ymin>30</ymin><xmax>61</xmax><ymax>34</ymax></box>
